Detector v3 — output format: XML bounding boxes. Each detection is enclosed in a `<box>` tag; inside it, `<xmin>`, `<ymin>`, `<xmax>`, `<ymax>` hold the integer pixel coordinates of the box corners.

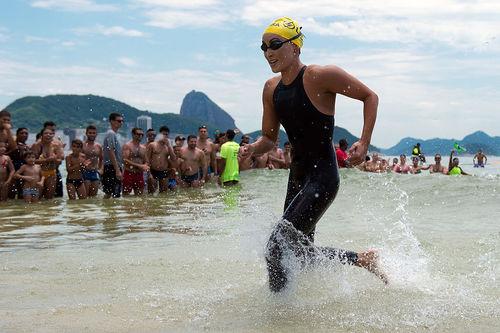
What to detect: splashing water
<box><xmin>0</xmin><ymin>166</ymin><xmax>499</xmax><ymax>331</ymax></box>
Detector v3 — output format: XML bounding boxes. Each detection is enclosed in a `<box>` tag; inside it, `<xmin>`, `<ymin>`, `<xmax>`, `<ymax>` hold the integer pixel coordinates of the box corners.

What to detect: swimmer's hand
<box><xmin>347</xmin><ymin>140</ymin><xmax>369</xmax><ymax>166</ymax></box>
<box><xmin>239</xmin><ymin>144</ymin><xmax>254</xmax><ymax>159</ymax></box>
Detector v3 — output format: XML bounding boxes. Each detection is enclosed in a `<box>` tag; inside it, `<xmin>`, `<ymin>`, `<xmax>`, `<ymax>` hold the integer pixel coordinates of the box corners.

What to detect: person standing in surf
<box><xmin>240</xmin><ymin>17</ymin><xmax>386</xmax><ymax>292</ymax></box>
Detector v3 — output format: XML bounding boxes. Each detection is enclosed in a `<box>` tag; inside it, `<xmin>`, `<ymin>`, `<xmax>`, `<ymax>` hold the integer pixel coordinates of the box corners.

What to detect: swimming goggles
<box><xmin>261</xmin><ymin>33</ymin><xmax>302</xmax><ymax>52</ymax></box>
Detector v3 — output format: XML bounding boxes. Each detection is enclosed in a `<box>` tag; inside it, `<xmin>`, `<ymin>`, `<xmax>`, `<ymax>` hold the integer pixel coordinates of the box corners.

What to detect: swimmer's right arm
<box><xmin>242</xmin><ymin>79</ymin><xmax>279</xmax><ymax>157</ymax></box>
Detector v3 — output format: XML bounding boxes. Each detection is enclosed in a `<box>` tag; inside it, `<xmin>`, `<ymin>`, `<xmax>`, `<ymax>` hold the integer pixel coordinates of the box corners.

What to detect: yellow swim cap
<box><xmin>263</xmin><ymin>17</ymin><xmax>304</xmax><ymax>48</ymax></box>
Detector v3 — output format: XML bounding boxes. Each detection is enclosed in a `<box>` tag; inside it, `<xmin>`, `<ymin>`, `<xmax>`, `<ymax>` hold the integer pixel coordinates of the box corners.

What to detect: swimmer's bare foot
<box><xmin>356</xmin><ymin>249</ymin><xmax>388</xmax><ymax>284</ymax></box>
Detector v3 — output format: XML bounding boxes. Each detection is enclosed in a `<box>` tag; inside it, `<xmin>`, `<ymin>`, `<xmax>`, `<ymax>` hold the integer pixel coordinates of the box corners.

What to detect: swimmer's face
<box><xmin>284</xmin><ymin>143</ymin><xmax>291</xmax><ymax>151</ymax></box>
<box><xmin>262</xmin><ymin>33</ymin><xmax>298</xmax><ymax>73</ymax></box>
<box><xmin>392</xmin><ymin>158</ymin><xmax>398</xmax><ymax>164</ymax></box>
<box><xmin>434</xmin><ymin>154</ymin><xmax>441</xmax><ymax>162</ymax></box>
<box><xmin>412</xmin><ymin>157</ymin><xmax>419</xmax><ymax>166</ymax></box>
<box><xmin>400</xmin><ymin>155</ymin><xmax>406</xmax><ymax>164</ymax></box>
<box><xmin>452</xmin><ymin>157</ymin><xmax>459</xmax><ymax>166</ymax></box>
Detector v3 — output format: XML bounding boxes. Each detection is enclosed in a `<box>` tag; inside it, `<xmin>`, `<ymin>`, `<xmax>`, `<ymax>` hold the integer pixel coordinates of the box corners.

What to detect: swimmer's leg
<box><xmin>266</xmin><ymin>174</ymin><xmax>339</xmax><ymax>292</ymax></box>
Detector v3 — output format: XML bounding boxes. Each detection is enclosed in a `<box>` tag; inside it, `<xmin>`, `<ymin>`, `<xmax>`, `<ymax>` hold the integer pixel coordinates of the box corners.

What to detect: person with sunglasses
<box><xmin>122</xmin><ymin>127</ymin><xmax>149</xmax><ymax>196</ymax></box>
<box><xmin>240</xmin><ymin>17</ymin><xmax>385</xmax><ymax>292</ymax></box>
<box><xmin>428</xmin><ymin>154</ymin><xmax>447</xmax><ymax>174</ymax></box>
<box><xmin>102</xmin><ymin>112</ymin><xmax>124</xmax><ymax>198</ymax></box>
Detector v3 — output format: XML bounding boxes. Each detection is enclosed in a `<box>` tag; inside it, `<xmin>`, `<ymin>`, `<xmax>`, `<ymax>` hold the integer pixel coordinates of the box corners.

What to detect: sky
<box><xmin>0</xmin><ymin>0</ymin><xmax>499</xmax><ymax>148</ymax></box>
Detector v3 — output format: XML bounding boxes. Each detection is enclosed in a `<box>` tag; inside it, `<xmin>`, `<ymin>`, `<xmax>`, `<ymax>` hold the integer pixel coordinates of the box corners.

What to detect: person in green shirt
<box><xmin>447</xmin><ymin>150</ymin><xmax>469</xmax><ymax>176</ymax></box>
<box><xmin>219</xmin><ymin>129</ymin><xmax>240</xmax><ymax>186</ymax></box>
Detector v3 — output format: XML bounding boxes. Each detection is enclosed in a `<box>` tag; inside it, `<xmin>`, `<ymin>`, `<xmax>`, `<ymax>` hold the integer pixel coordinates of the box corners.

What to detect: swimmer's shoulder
<box><xmin>264</xmin><ymin>75</ymin><xmax>281</xmax><ymax>92</ymax></box>
<box><xmin>304</xmin><ymin>64</ymin><xmax>344</xmax><ymax>80</ymax></box>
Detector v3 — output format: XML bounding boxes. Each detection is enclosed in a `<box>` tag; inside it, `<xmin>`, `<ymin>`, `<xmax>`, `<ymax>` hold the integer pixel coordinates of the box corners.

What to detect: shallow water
<box><xmin>1</xmin><ymin>158</ymin><xmax>499</xmax><ymax>332</ymax></box>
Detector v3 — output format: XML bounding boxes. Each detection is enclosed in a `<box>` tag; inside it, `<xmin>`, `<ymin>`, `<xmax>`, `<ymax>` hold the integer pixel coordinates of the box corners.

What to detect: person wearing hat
<box><xmin>240</xmin><ymin>17</ymin><xmax>386</xmax><ymax>292</ymax></box>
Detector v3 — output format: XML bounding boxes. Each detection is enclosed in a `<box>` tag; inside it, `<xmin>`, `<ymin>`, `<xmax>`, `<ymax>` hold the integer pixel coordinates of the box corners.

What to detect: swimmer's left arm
<box><xmin>318</xmin><ymin>65</ymin><xmax>378</xmax><ymax>165</ymax></box>
<box><xmin>243</xmin><ymin>78</ymin><xmax>280</xmax><ymax>158</ymax></box>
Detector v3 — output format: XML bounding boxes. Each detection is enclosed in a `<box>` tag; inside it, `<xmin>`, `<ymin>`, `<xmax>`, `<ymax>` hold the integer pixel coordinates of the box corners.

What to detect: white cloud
<box><xmin>117</xmin><ymin>57</ymin><xmax>137</xmax><ymax>67</ymax></box>
<box><xmin>301</xmin><ymin>47</ymin><xmax>500</xmax><ymax>146</ymax></box>
<box><xmin>0</xmin><ymin>58</ymin><xmax>262</xmax><ymax>134</ymax></box>
<box><xmin>135</xmin><ymin>0</ymin><xmax>220</xmax><ymax>9</ymax></box>
<box><xmin>31</xmin><ymin>0</ymin><xmax>117</xmax><ymax>12</ymax></box>
<box><xmin>241</xmin><ymin>0</ymin><xmax>500</xmax><ymax>50</ymax></box>
<box><xmin>135</xmin><ymin>0</ymin><xmax>232</xmax><ymax>29</ymax></box>
<box><xmin>74</xmin><ymin>25</ymin><xmax>145</xmax><ymax>37</ymax></box>
<box><xmin>144</xmin><ymin>10</ymin><xmax>230</xmax><ymax>29</ymax></box>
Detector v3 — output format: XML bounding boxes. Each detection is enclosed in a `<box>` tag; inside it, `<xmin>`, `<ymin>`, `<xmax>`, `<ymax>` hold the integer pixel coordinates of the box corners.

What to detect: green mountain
<box><xmin>381</xmin><ymin>131</ymin><xmax>500</xmax><ymax>156</ymax></box>
<box><xmin>5</xmin><ymin>94</ymin><xmax>220</xmax><ymax>135</ymax></box>
<box><xmin>244</xmin><ymin>126</ymin><xmax>379</xmax><ymax>150</ymax></box>
<box><xmin>6</xmin><ymin>93</ymin><xmax>381</xmax><ymax>152</ymax></box>
<box><xmin>180</xmin><ymin>91</ymin><xmax>236</xmax><ymax>132</ymax></box>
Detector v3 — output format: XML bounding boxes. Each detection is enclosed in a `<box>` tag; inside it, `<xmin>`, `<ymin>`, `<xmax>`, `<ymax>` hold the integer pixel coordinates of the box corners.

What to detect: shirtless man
<box><xmin>214</xmin><ymin>133</ymin><xmax>227</xmax><ymax>174</ymax></box>
<box><xmin>410</xmin><ymin>156</ymin><xmax>430</xmax><ymax>174</ymax></box>
<box><xmin>146</xmin><ymin>126</ymin><xmax>176</xmax><ymax>193</ymax></box>
<box><xmin>42</xmin><ymin>121</ymin><xmax>64</xmax><ymax>197</ymax></box>
<box><xmin>240</xmin><ymin>135</ymin><xmax>250</xmax><ymax>146</ymax></box>
<box><xmin>175</xmin><ymin>135</ymin><xmax>186</xmax><ymax>148</ymax></box>
<box><xmin>267</xmin><ymin>139</ymin><xmax>286</xmax><ymax>169</ymax></box>
<box><xmin>122</xmin><ymin>128</ymin><xmax>149</xmax><ymax>196</ymax></box>
<box><xmin>14</xmin><ymin>151</ymin><xmax>44</xmax><ymax>203</ymax></box>
<box><xmin>428</xmin><ymin>154</ymin><xmax>447</xmax><ymax>174</ymax></box>
<box><xmin>0</xmin><ymin>110</ymin><xmax>17</xmax><ymax>154</ymax></box>
<box><xmin>65</xmin><ymin>139</ymin><xmax>87</xmax><ymax>200</ymax></box>
<box><xmin>238</xmin><ymin>148</ymin><xmax>254</xmax><ymax>171</ymax></box>
<box><xmin>82</xmin><ymin>125</ymin><xmax>103</xmax><ymax>197</ymax></box>
<box><xmin>197</xmin><ymin>125</ymin><xmax>217</xmax><ymax>181</ymax></box>
<box><xmin>179</xmin><ymin>135</ymin><xmax>206</xmax><ymax>188</ymax></box>
<box><xmin>146</xmin><ymin>128</ymin><xmax>156</xmax><ymax>145</ymax></box>
<box><xmin>393</xmin><ymin>154</ymin><xmax>410</xmax><ymax>174</ymax></box>
<box><xmin>0</xmin><ymin>142</ymin><xmax>15</xmax><ymax>201</ymax></box>
<box><xmin>8</xmin><ymin>127</ymin><xmax>30</xmax><ymax>199</ymax></box>
<box><xmin>473</xmin><ymin>149</ymin><xmax>487</xmax><ymax>168</ymax></box>
<box><xmin>364</xmin><ymin>153</ymin><xmax>383</xmax><ymax>172</ymax></box>
<box><xmin>31</xmin><ymin>128</ymin><xmax>64</xmax><ymax>199</ymax></box>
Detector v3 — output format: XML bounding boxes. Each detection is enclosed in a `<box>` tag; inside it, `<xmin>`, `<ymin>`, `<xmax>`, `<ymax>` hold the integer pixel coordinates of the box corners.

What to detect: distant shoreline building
<box><xmin>137</xmin><ymin>115</ymin><xmax>152</xmax><ymax>143</ymax></box>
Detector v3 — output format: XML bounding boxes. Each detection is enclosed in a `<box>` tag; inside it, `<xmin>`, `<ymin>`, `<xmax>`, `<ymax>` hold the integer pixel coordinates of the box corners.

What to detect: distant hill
<box><xmin>180</xmin><ymin>90</ymin><xmax>236</xmax><ymax>132</ymax></box>
<box><xmin>382</xmin><ymin>131</ymin><xmax>500</xmax><ymax>155</ymax></box>
<box><xmin>6</xmin><ymin>94</ymin><xmax>220</xmax><ymax>135</ymax></box>
<box><xmin>6</xmin><ymin>93</ymin><xmax>382</xmax><ymax>151</ymax></box>
<box><xmin>244</xmin><ymin>126</ymin><xmax>379</xmax><ymax>151</ymax></box>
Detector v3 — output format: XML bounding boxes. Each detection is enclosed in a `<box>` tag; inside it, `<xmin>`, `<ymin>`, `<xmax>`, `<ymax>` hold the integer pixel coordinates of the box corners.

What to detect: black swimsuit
<box><xmin>266</xmin><ymin>66</ymin><xmax>358</xmax><ymax>292</ymax></box>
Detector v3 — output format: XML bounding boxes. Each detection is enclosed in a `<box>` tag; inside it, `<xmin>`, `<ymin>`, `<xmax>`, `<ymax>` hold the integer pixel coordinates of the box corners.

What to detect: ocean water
<box><xmin>1</xmin><ymin>157</ymin><xmax>499</xmax><ymax>332</ymax></box>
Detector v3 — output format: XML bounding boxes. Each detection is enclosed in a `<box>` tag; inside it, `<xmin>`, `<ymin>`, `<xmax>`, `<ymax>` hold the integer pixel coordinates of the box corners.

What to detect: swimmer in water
<box><xmin>447</xmin><ymin>150</ymin><xmax>470</xmax><ymax>176</ymax></box>
<box><xmin>410</xmin><ymin>156</ymin><xmax>430</xmax><ymax>174</ymax></box>
<box><xmin>429</xmin><ymin>153</ymin><xmax>447</xmax><ymax>174</ymax></box>
<box><xmin>473</xmin><ymin>149</ymin><xmax>487</xmax><ymax>168</ymax></box>
<box><xmin>240</xmin><ymin>17</ymin><xmax>387</xmax><ymax>292</ymax></box>
<box><xmin>393</xmin><ymin>154</ymin><xmax>410</xmax><ymax>174</ymax></box>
